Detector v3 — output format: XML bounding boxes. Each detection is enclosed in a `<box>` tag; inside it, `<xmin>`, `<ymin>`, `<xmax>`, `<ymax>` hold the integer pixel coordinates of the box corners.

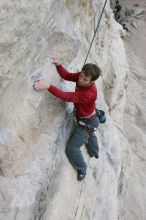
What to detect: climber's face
<box><xmin>77</xmin><ymin>71</ymin><xmax>92</xmax><ymax>87</ymax></box>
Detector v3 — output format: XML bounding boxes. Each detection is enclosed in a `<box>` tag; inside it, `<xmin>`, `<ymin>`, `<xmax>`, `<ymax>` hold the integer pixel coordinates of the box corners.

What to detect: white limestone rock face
<box><xmin>117</xmin><ymin>1</ymin><xmax>146</xmax><ymax>220</ymax></box>
<box><xmin>1</xmin><ymin>0</ymin><xmax>145</xmax><ymax>220</ymax></box>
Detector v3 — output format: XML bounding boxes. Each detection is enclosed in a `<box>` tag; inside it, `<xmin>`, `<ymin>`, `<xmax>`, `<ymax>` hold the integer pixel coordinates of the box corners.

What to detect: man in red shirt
<box><xmin>34</xmin><ymin>58</ymin><xmax>101</xmax><ymax>181</ymax></box>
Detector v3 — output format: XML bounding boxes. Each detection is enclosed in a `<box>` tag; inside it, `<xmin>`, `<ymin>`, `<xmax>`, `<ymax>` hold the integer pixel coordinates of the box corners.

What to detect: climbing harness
<box><xmin>78</xmin><ymin>120</ymin><xmax>97</xmax><ymax>135</ymax></box>
<box><xmin>84</xmin><ymin>0</ymin><xmax>108</xmax><ymax>65</ymax></box>
<box><xmin>76</xmin><ymin>111</ymin><xmax>96</xmax><ymax>120</ymax></box>
<box><xmin>75</xmin><ymin>112</ymin><xmax>97</xmax><ymax>134</ymax></box>
<box><xmin>75</xmin><ymin>108</ymin><xmax>106</xmax><ymax>135</ymax></box>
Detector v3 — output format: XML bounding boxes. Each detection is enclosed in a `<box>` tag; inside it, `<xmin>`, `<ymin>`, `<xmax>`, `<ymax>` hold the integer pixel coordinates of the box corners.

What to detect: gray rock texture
<box><xmin>0</xmin><ymin>0</ymin><xmax>146</xmax><ymax>220</ymax></box>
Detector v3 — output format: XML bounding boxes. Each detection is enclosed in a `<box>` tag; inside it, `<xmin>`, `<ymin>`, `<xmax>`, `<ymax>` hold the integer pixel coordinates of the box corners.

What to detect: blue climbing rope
<box><xmin>84</xmin><ymin>0</ymin><xmax>108</xmax><ymax>65</ymax></box>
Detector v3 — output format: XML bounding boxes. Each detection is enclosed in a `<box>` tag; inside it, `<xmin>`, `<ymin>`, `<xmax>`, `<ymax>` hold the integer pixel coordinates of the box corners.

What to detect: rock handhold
<box><xmin>134</xmin><ymin>8</ymin><xmax>145</xmax><ymax>18</ymax></box>
<box><xmin>131</xmin><ymin>21</ymin><xmax>138</xmax><ymax>28</ymax></box>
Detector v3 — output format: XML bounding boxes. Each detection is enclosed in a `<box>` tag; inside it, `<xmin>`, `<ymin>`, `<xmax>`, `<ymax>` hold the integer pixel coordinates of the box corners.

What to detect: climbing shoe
<box><xmin>77</xmin><ymin>171</ymin><xmax>86</xmax><ymax>181</ymax></box>
<box><xmin>95</xmin><ymin>154</ymin><xmax>99</xmax><ymax>159</ymax></box>
<box><xmin>90</xmin><ymin>154</ymin><xmax>99</xmax><ymax>159</ymax></box>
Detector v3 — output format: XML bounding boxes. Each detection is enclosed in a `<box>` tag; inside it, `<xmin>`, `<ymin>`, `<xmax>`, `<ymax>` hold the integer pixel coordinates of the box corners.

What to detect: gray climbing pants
<box><xmin>65</xmin><ymin>116</ymin><xmax>100</xmax><ymax>173</ymax></box>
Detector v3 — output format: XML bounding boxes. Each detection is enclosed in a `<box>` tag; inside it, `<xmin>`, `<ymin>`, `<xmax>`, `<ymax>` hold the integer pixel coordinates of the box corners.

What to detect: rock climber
<box><xmin>122</xmin><ymin>23</ymin><xmax>129</xmax><ymax>32</ymax></box>
<box><xmin>114</xmin><ymin>0</ymin><xmax>122</xmax><ymax>22</ymax></box>
<box><xmin>34</xmin><ymin>58</ymin><xmax>101</xmax><ymax>181</ymax></box>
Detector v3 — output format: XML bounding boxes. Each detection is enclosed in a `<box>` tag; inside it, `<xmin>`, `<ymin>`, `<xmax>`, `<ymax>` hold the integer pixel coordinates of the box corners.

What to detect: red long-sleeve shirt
<box><xmin>48</xmin><ymin>65</ymin><xmax>97</xmax><ymax>117</ymax></box>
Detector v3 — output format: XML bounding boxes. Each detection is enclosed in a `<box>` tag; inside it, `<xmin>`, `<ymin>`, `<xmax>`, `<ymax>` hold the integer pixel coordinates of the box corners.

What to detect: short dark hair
<box><xmin>82</xmin><ymin>63</ymin><xmax>101</xmax><ymax>81</ymax></box>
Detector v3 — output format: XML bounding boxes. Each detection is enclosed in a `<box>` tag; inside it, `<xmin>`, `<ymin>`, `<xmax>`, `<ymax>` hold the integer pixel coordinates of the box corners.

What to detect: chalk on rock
<box><xmin>31</xmin><ymin>68</ymin><xmax>42</xmax><ymax>83</ymax></box>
